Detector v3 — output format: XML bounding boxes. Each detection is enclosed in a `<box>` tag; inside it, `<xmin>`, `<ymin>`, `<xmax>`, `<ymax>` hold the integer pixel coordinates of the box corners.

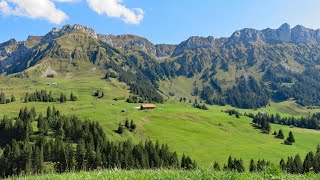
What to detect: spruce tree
<box><xmin>47</xmin><ymin>106</ymin><xmax>52</xmax><ymax>118</ymax></box>
<box><xmin>0</xmin><ymin>92</ymin><xmax>5</xmax><ymax>104</ymax></box>
<box><xmin>213</xmin><ymin>162</ymin><xmax>220</xmax><ymax>171</ymax></box>
<box><xmin>264</xmin><ymin>121</ymin><xmax>271</xmax><ymax>134</ymax></box>
<box><xmin>70</xmin><ymin>92</ymin><xmax>77</xmax><ymax>101</ymax></box>
<box><xmin>10</xmin><ymin>94</ymin><xmax>16</xmax><ymax>102</ymax></box>
<box><xmin>37</xmin><ymin>113</ymin><xmax>45</xmax><ymax>134</ymax></box>
<box><xmin>285</xmin><ymin>131</ymin><xmax>295</xmax><ymax>145</ymax></box>
<box><xmin>288</xmin><ymin>131</ymin><xmax>295</xmax><ymax>143</ymax></box>
<box><xmin>276</xmin><ymin>129</ymin><xmax>284</xmax><ymax>139</ymax></box>
<box><xmin>117</xmin><ymin>123</ymin><xmax>123</xmax><ymax>134</ymax></box>
<box><xmin>314</xmin><ymin>153</ymin><xmax>320</xmax><ymax>173</ymax></box>
<box><xmin>280</xmin><ymin>158</ymin><xmax>286</xmax><ymax>171</ymax></box>
<box><xmin>249</xmin><ymin>159</ymin><xmax>256</xmax><ymax>172</ymax></box>
<box><xmin>294</xmin><ymin>154</ymin><xmax>302</xmax><ymax>174</ymax></box>
<box><xmin>76</xmin><ymin>140</ymin><xmax>86</xmax><ymax>171</ymax></box>
<box><xmin>303</xmin><ymin>152</ymin><xmax>314</xmax><ymax>173</ymax></box>
<box><xmin>130</xmin><ymin>120</ymin><xmax>136</xmax><ymax>131</ymax></box>
<box><xmin>227</xmin><ymin>156</ymin><xmax>233</xmax><ymax>171</ymax></box>
<box><xmin>125</xmin><ymin>118</ymin><xmax>130</xmax><ymax>129</ymax></box>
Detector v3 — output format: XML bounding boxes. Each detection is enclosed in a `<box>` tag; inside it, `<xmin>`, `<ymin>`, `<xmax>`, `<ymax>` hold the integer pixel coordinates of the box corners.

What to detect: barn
<box><xmin>141</xmin><ymin>104</ymin><xmax>156</xmax><ymax>110</ymax></box>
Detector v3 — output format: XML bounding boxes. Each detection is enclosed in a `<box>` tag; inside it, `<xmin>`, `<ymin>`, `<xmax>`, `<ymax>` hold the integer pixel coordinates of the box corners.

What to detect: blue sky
<box><xmin>1</xmin><ymin>0</ymin><xmax>320</xmax><ymax>44</ymax></box>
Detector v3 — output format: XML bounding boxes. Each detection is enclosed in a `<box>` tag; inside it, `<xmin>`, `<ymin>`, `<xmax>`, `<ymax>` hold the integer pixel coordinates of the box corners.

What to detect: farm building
<box><xmin>141</xmin><ymin>104</ymin><xmax>156</xmax><ymax>110</ymax></box>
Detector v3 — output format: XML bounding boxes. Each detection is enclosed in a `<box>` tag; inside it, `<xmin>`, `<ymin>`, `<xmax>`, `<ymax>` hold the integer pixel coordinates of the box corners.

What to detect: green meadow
<box><xmin>0</xmin><ymin>70</ymin><xmax>319</xmax><ymax>169</ymax></box>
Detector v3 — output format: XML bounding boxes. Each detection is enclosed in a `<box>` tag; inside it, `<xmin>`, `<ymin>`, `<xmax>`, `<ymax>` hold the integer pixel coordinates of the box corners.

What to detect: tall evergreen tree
<box><xmin>280</xmin><ymin>158</ymin><xmax>286</xmax><ymax>171</ymax></box>
<box><xmin>10</xmin><ymin>94</ymin><xmax>16</xmax><ymax>102</ymax></box>
<box><xmin>285</xmin><ymin>131</ymin><xmax>295</xmax><ymax>145</ymax></box>
<box><xmin>249</xmin><ymin>159</ymin><xmax>256</xmax><ymax>172</ymax></box>
<box><xmin>276</xmin><ymin>129</ymin><xmax>284</xmax><ymax>139</ymax></box>
<box><xmin>294</xmin><ymin>154</ymin><xmax>303</xmax><ymax>174</ymax></box>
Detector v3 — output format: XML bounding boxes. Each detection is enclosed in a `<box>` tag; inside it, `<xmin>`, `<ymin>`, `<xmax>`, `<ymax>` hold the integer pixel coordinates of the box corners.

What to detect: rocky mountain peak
<box><xmin>226</xmin><ymin>23</ymin><xmax>320</xmax><ymax>45</ymax></box>
<box><xmin>42</xmin><ymin>24</ymin><xmax>98</xmax><ymax>43</ymax></box>
<box><xmin>0</xmin><ymin>38</ymin><xmax>18</xmax><ymax>47</ymax></box>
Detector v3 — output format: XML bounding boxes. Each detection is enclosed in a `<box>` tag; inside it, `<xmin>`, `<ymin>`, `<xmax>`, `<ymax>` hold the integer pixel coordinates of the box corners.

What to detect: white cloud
<box><xmin>87</xmin><ymin>0</ymin><xmax>144</xmax><ymax>24</ymax></box>
<box><xmin>54</xmin><ymin>0</ymin><xmax>79</xmax><ymax>2</ymax></box>
<box><xmin>0</xmin><ymin>0</ymin><xmax>68</xmax><ymax>24</ymax></box>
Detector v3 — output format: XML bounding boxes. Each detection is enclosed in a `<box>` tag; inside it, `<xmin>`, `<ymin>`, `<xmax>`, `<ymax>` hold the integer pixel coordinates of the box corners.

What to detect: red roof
<box><xmin>142</xmin><ymin>104</ymin><xmax>156</xmax><ymax>108</ymax></box>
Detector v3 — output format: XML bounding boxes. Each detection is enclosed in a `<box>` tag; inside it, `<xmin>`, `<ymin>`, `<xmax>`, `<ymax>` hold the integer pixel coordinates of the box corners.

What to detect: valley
<box><xmin>1</xmin><ymin>23</ymin><xmax>320</xmax><ymax>178</ymax></box>
<box><xmin>0</xmin><ymin>70</ymin><xmax>319</xmax><ymax>169</ymax></box>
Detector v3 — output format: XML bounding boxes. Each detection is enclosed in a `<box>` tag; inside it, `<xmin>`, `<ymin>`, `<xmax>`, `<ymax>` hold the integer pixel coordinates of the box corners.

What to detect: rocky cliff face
<box><xmin>99</xmin><ymin>34</ymin><xmax>157</xmax><ymax>56</ymax></box>
<box><xmin>227</xmin><ymin>23</ymin><xmax>320</xmax><ymax>45</ymax></box>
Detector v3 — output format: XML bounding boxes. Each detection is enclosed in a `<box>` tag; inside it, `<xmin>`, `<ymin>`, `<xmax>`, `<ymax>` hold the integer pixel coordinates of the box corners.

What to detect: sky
<box><xmin>1</xmin><ymin>0</ymin><xmax>320</xmax><ymax>44</ymax></box>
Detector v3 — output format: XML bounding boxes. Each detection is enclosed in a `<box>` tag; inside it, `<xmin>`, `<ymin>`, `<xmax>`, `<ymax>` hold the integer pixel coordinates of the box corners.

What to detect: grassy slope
<box><xmin>10</xmin><ymin>169</ymin><xmax>320</xmax><ymax>180</ymax></box>
<box><xmin>0</xmin><ymin>70</ymin><xmax>320</xmax><ymax>168</ymax></box>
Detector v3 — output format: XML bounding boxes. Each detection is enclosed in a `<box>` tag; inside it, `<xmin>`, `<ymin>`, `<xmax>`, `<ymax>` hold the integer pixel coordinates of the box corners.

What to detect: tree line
<box><xmin>0</xmin><ymin>106</ymin><xmax>196</xmax><ymax>178</ymax></box>
<box><xmin>250</xmin><ymin>112</ymin><xmax>296</xmax><ymax>145</ymax></box>
<box><xmin>246</xmin><ymin>112</ymin><xmax>320</xmax><ymax>131</ymax></box>
<box><xmin>280</xmin><ymin>145</ymin><xmax>320</xmax><ymax>174</ymax></box>
<box><xmin>24</xmin><ymin>90</ymin><xmax>77</xmax><ymax>103</ymax></box>
<box><xmin>0</xmin><ymin>92</ymin><xmax>16</xmax><ymax>104</ymax></box>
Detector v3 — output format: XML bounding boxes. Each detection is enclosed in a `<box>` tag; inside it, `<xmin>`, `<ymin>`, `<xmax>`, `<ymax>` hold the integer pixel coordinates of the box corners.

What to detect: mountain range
<box><xmin>1</xmin><ymin>23</ymin><xmax>320</xmax><ymax>108</ymax></box>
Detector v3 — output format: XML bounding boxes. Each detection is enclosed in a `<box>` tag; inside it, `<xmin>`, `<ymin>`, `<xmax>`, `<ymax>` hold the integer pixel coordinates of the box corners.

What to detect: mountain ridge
<box><xmin>1</xmin><ymin>23</ymin><xmax>320</xmax><ymax>109</ymax></box>
<box><xmin>3</xmin><ymin>23</ymin><xmax>320</xmax><ymax>58</ymax></box>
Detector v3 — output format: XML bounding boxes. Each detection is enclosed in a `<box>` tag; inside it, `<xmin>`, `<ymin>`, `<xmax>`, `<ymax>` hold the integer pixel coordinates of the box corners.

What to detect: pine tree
<box><xmin>11</xmin><ymin>94</ymin><xmax>16</xmax><ymax>102</ymax></box>
<box><xmin>37</xmin><ymin>113</ymin><xmax>45</xmax><ymax>134</ymax></box>
<box><xmin>276</xmin><ymin>129</ymin><xmax>284</xmax><ymax>139</ymax></box>
<box><xmin>213</xmin><ymin>162</ymin><xmax>220</xmax><ymax>171</ymax></box>
<box><xmin>249</xmin><ymin>159</ymin><xmax>256</xmax><ymax>172</ymax></box>
<box><xmin>65</xmin><ymin>143</ymin><xmax>76</xmax><ymax>171</ymax></box>
<box><xmin>288</xmin><ymin>131</ymin><xmax>295</xmax><ymax>143</ymax></box>
<box><xmin>47</xmin><ymin>106</ymin><xmax>52</xmax><ymax>118</ymax></box>
<box><xmin>59</xmin><ymin>93</ymin><xmax>67</xmax><ymax>103</ymax></box>
<box><xmin>117</xmin><ymin>123</ymin><xmax>123</xmax><ymax>134</ymax></box>
<box><xmin>280</xmin><ymin>158</ymin><xmax>286</xmax><ymax>171</ymax></box>
<box><xmin>264</xmin><ymin>121</ymin><xmax>271</xmax><ymax>134</ymax></box>
<box><xmin>286</xmin><ymin>157</ymin><xmax>294</xmax><ymax>173</ymax></box>
<box><xmin>181</xmin><ymin>154</ymin><xmax>186</xmax><ymax>169</ymax></box>
<box><xmin>294</xmin><ymin>154</ymin><xmax>302</xmax><ymax>174</ymax></box>
<box><xmin>303</xmin><ymin>152</ymin><xmax>314</xmax><ymax>173</ymax></box>
<box><xmin>125</xmin><ymin>118</ymin><xmax>130</xmax><ymax>129</ymax></box>
<box><xmin>76</xmin><ymin>140</ymin><xmax>86</xmax><ymax>171</ymax></box>
<box><xmin>31</xmin><ymin>106</ymin><xmax>36</xmax><ymax>119</ymax></box>
<box><xmin>130</xmin><ymin>120</ymin><xmax>136</xmax><ymax>131</ymax></box>
<box><xmin>227</xmin><ymin>156</ymin><xmax>233</xmax><ymax>171</ymax></box>
<box><xmin>314</xmin><ymin>153</ymin><xmax>320</xmax><ymax>173</ymax></box>
<box><xmin>285</xmin><ymin>131</ymin><xmax>295</xmax><ymax>145</ymax></box>
<box><xmin>95</xmin><ymin>147</ymin><xmax>102</xmax><ymax>168</ymax></box>
<box><xmin>238</xmin><ymin>158</ymin><xmax>245</xmax><ymax>172</ymax></box>
<box><xmin>70</xmin><ymin>92</ymin><xmax>77</xmax><ymax>101</ymax></box>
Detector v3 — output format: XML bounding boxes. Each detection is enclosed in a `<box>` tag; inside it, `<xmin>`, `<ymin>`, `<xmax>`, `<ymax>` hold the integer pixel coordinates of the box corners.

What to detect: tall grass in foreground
<box><xmin>9</xmin><ymin>168</ymin><xmax>320</xmax><ymax>180</ymax></box>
